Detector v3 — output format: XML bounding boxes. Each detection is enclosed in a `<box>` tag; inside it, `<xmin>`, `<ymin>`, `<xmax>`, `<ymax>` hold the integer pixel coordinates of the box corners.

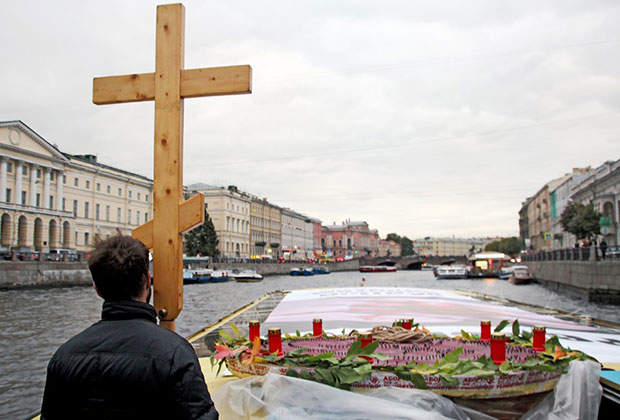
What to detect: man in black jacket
<box><xmin>41</xmin><ymin>235</ymin><xmax>218</xmax><ymax>419</ymax></box>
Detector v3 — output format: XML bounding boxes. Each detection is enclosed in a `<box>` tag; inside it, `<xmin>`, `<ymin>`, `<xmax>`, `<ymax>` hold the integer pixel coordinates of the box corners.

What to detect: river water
<box><xmin>1</xmin><ymin>270</ymin><xmax>619</xmax><ymax>419</ymax></box>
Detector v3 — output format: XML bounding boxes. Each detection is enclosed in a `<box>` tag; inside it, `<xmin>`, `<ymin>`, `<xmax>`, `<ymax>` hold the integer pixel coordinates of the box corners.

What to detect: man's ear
<box><xmin>92</xmin><ymin>282</ymin><xmax>104</xmax><ymax>299</ymax></box>
<box><xmin>146</xmin><ymin>270</ymin><xmax>152</xmax><ymax>288</ymax></box>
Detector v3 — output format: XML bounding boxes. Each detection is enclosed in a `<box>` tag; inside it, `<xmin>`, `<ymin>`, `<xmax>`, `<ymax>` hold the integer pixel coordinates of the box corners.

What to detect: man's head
<box><xmin>88</xmin><ymin>235</ymin><xmax>150</xmax><ymax>302</ymax></box>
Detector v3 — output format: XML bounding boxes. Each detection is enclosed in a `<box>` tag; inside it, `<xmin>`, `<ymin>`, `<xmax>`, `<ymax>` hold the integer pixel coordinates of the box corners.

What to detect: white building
<box><xmin>281</xmin><ymin>208</ymin><xmax>313</xmax><ymax>260</ymax></box>
<box><xmin>0</xmin><ymin>121</ymin><xmax>152</xmax><ymax>253</ymax></box>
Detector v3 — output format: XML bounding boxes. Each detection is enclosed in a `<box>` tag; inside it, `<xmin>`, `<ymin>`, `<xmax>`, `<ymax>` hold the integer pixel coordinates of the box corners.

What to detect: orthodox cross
<box><xmin>93</xmin><ymin>3</ymin><xmax>252</xmax><ymax>331</ymax></box>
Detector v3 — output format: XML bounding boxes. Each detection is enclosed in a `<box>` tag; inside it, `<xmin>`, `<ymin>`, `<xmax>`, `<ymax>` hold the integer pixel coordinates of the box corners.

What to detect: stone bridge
<box><xmin>360</xmin><ymin>255</ymin><xmax>467</xmax><ymax>270</ymax></box>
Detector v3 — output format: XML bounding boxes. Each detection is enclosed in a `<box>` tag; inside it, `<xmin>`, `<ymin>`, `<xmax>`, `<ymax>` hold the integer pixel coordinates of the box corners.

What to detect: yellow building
<box><xmin>0</xmin><ymin>121</ymin><xmax>152</xmax><ymax>253</ymax></box>
<box><xmin>187</xmin><ymin>184</ymin><xmax>251</xmax><ymax>258</ymax></box>
<box><xmin>250</xmin><ymin>197</ymin><xmax>282</xmax><ymax>259</ymax></box>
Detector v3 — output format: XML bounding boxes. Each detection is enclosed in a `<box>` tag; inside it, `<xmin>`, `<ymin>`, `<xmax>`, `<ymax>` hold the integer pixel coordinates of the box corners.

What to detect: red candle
<box><xmin>532</xmin><ymin>325</ymin><xmax>546</xmax><ymax>351</ymax></box>
<box><xmin>480</xmin><ymin>320</ymin><xmax>491</xmax><ymax>341</ymax></box>
<box><xmin>401</xmin><ymin>318</ymin><xmax>413</xmax><ymax>330</ymax></box>
<box><xmin>268</xmin><ymin>328</ymin><xmax>282</xmax><ymax>354</ymax></box>
<box><xmin>359</xmin><ymin>332</ymin><xmax>373</xmax><ymax>364</ymax></box>
<box><xmin>313</xmin><ymin>318</ymin><xmax>323</xmax><ymax>337</ymax></box>
<box><xmin>249</xmin><ymin>320</ymin><xmax>260</xmax><ymax>343</ymax></box>
<box><xmin>491</xmin><ymin>332</ymin><xmax>506</xmax><ymax>365</ymax></box>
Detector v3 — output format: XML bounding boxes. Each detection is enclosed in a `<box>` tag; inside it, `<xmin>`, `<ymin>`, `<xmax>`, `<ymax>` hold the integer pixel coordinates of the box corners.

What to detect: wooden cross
<box><xmin>92</xmin><ymin>3</ymin><xmax>252</xmax><ymax>331</ymax></box>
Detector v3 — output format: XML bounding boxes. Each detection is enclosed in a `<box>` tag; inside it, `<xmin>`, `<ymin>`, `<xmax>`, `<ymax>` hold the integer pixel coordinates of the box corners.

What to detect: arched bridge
<box><xmin>360</xmin><ymin>255</ymin><xmax>468</xmax><ymax>270</ymax></box>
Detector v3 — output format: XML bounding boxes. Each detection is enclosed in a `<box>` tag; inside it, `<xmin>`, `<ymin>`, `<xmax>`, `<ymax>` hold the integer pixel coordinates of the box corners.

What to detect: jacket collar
<box><xmin>102</xmin><ymin>300</ymin><xmax>157</xmax><ymax>323</ymax></box>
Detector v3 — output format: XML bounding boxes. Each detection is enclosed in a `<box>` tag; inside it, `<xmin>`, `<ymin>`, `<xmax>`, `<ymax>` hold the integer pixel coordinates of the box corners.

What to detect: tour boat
<box><xmin>434</xmin><ymin>264</ymin><xmax>469</xmax><ymax>279</ymax></box>
<box><xmin>468</xmin><ymin>252</ymin><xmax>511</xmax><ymax>278</ymax></box>
<box><xmin>359</xmin><ymin>265</ymin><xmax>398</xmax><ymax>273</ymax></box>
<box><xmin>188</xmin><ymin>287</ymin><xmax>620</xmax><ymax>419</ymax></box>
<box><xmin>230</xmin><ymin>269</ymin><xmax>263</xmax><ymax>283</ymax></box>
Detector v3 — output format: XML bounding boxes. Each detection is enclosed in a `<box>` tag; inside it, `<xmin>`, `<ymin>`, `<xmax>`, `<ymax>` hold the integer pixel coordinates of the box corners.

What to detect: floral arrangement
<box><xmin>211</xmin><ymin>320</ymin><xmax>597</xmax><ymax>393</ymax></box>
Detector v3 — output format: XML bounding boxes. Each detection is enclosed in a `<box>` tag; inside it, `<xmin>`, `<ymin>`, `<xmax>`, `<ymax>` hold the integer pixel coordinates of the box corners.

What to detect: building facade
<box><xmin>187</xmin><ymin>184</ymin><xmax>251</xmax><ymax>258</ymax></box>
<box><xmin>378</xmin><ymin>239</ymin><xmax>402</xmax><ymax>257</ymax></box>
<box><xmin>321</xmin><ymin>221</ymin><xmax>380</xmax><ymax>258</ymax></box>
<box><xmin>281</xmin><ymin>208</ymin><xmax>314</xmax><ymax>260</ymax></box>
<box><xmin>570</xmin><ymin>159</ymin><xmax>620</xmax><ymax>246</ymax></box>
<box><xmin>0</xmin><ymin>121</ymin><xmax>152</xmax><ymax>253</ymax></box>
<box><xmin>249</xmin><ymin>197</ymin><xmax>282</xmax><ymax>259</ymax></box>
<box><xmin>549</xmin><ymin>168</ymin><xmax>592</xmax><ymax>249</ymax></box>
<box><xmin>413</xmin><ymin>237</ymin><xmax>489</xmax><ymax>256</ymax></box>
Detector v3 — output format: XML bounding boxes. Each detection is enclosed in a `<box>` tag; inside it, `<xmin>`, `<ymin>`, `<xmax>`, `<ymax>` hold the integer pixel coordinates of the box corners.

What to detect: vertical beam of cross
<box><xmin>92</xmin><ymin>3</ymin><xmax>252</xmax><ymax>331</ymax></box>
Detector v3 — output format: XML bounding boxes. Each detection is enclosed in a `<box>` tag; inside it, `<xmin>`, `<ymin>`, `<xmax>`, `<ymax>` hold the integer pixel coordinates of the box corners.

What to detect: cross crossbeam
<box><xmin>92</xmin><ymin>3</ymin><xmax>252</xmax><ymax>331</ymax></box>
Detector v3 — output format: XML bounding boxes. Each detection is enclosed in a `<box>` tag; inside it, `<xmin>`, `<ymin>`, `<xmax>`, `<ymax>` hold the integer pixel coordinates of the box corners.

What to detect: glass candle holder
<box><xmin>313</xmin><ymin>318</ymin><xmax>323</xmax><ymax>337</ymax></box>
<box><xmin>268</xmin><ymin>327</ymin><xmax>282</xmax><ymax>354</ymax></box>
<box><xmin>401</xmin><ymin>318</ymin><xmax>413</xmax><ymax>330</ymax></box>
<box><xmin>491</xmin><ymin>332</ymin><xmax>506</xmax><ymax>365</ymax></box>
<box><xmin>480</xmin><ymin>320</ymin><xmax>491</xmax><ymax>341</ymax></box>
<box><xmin>532</xmin><ymin>325</ymin><xmax>546</xmax><ymax>351</ymax></box>
<box><xmin>249</xmin><ymin>320</ymin><xmax>260</xmax><ymax>343</ymax></box>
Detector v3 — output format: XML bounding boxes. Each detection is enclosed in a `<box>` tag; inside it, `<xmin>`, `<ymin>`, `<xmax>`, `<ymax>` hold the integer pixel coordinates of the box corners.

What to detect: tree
<box><xmin>385</xmin><ymin>233</ymin><xmax>415</xmax><ymax>256</ymax></box>
<box><xmin>560</xmin><ymin>201</ymin><xmax>601</xmax><ymax>240</ymax></box>
<box><xmin>484</xmin><ymin>237</ymin><xmax>523</xmax><ymax>256</ymax></box>
<box><xmin>184</xmin><ymin>212</ymin><xmax>219</xmax><ymax>256</ymax></box>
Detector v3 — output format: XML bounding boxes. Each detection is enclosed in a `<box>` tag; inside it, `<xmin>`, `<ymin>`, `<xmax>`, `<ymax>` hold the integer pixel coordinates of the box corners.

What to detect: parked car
<box><xmin>47</xmin><ymin>248</ymin><xmax>79</xmax><ymax>261</ymax></box>
<box><xmin>17</xmin><ymin>251</ymin><xmax>40</xmax><ymax>261</ymax></box>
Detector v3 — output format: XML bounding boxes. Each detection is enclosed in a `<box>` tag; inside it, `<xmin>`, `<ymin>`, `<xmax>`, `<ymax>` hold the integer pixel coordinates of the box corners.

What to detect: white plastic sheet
<box><xmin>212</xmin><ymin>361</ymin><xmax>601</xmax><ymax>419</ymax></box>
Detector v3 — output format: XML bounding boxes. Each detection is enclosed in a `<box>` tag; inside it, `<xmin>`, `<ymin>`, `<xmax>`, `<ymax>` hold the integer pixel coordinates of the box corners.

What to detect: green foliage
<box><xmin>494</xmin><ymin>320</ymin><xmax>510</xmax><ymax>332</ymax></box>
<box><xmin>484</xmin><ymin>237</ymin><xmax>523</xmax><ymax>255</ymax></box>
<box><xmin>184</xmin><ymin>210</ymin><xmax>219</xmax><ymax>256</ymax></box>
<box><xmin>560</xmin><ymin>201</ymin><xmax>601</xmax><ymax>240</ymax></box>
<box><xmin>386</xmin><ymin>233</ymin><xmax>415</xmax><ymax>256</ymax></box>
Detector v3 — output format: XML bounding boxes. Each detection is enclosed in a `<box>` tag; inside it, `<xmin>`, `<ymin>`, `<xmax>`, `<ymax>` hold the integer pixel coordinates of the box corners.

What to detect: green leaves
<box><xmin>512</xmin><ymin>320</ymin><xmax>520</xmax><ymax>337</ymax></box>
<box><xmin>410</xmin><ymin>372</ymin><xmax>428</xmax><ymax>389</ymax></box>
<box><xmin>494</xmin><ymin>320</ymin><xmax>509</xmax><ymax>332</ymax></box>
<box><xmin>442</xmin><ymin>347</ymin><xmax>463</xmax><ymax>364</ymax></box>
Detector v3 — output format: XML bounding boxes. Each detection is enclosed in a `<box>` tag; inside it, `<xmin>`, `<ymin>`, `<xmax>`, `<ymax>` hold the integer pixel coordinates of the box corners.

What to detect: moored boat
<box><xmin>230</xmin><ymin>269</ymin><xmax>263</xmax><ymax>282</ymax></box>
<box><xmin>359</xmin><ymin>265</ymin><xmax>397</xmax><ymax>273</ymax></box>
<box><xmin>468</xmin><ymin>252</ymin><xmax>511</xmax><ymax>278</ymax></box>
<box><xmin>509</xmin><ymin>265</ymin><xmax>533</xmax><ymax>285</ymax></box>
<box><xmin>435</xmin><ymin>264</ymin><xmax>469</xmax><ymax>279</ymax></box>
<box><xmin>312</xmin><ymin>266</ymin><xmax>330</xmax><ymax>275</ymax></box>
<box><xmin>183</xmin><ymin>268</ymin><xmax>229</xmax><ymax>284</ymax></box>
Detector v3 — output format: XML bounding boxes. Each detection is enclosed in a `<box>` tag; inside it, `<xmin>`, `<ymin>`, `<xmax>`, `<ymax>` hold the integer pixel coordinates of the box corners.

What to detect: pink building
<box><xmin>321</xmin><ymin>221</ymin><xmax>380</xmax><ymax>258</ymax></box>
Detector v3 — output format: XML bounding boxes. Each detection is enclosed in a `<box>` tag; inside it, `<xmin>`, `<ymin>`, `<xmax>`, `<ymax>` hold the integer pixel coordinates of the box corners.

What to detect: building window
<box><xmin>84</xmin><ymin>232</ymin><xmax>89</xmax><ymax>246</ymax></box>
<box><xmin>74</xmin><ymin>178</ymin><xmax>78</xmax><ymax>187</ymax></box>
<box><xmin>137</xmin><ymin>211</ymin><xmax>140</xmax><ymax>224</ymax></box>
<box><xmin>145</xmin><ymin>212</ymin><xmax>148</xmax><ymax>223</ymax></box>
<box><xmin>128</xmin><ymin>190</ymin><xmax>132</xmax><ymax>199</ymax></box>
<box><xmin>107</xmin><ymin>185</ymin><xmax>110</xmax><ymax>194</ymax></box>
<box><xmin>118</xmin><ymin>188</ymin><xmax>122</xmax><ymax>196</ymax></box>
<box><xmin>7</xmin><ymin>162</ymin><xmax>13</xmax><ymax>173</ymax></box>
<box><xmin>37</xmin><ymin>169</ymin><xmax>42</xmax><ymax>178</ymax></box>
<box><xmin>50</xmin><ymin>171</ymin><xmax>54</xmax><ymax>181</ymax></box>
<box><xmin>95</xmin><ymin>204</ymin><xmax>100</xmax><ymax>220</ymax></box>
<box><xmin>137</xmin><ymin>192</ymin><xmax>141</xmax><ymax>200</ymax></box>
<box><xmin>117</xmin><ymin>208</ymin><xmax>121</xmax><ymax>222</ymax></box>
<box><xmin>62</xmin><ymin>174</ymin><xmax>66</xmax><ymax>184</ymax></box>
<box><xmin>86</xmin><ymin>180</ymin><xmax>90</xmax><ymax>189</ymax></box>
<box><xmin>128</xmin><ymin>209</ymin><xmax>132</xmax><ymax>224</ymax></box>
<box><xmin>96</xmin><ymin>183</ymin><xmax>101</xmax><ymax>191</ymax></box>
<box><xmin>5</xmin><ymin>188</ymin><xmax>11</xmax><ymax>202</ymax></box>
<box><xmin>106</xmin><ymin>206</ymin><xmax>110</xmax><ymax>221</ymax></box>
<box><xmin>36</xmin><ymin>193</ymin><xmax>41</xmax><ymax>207</ymax></box>
<box><xmin>62</xmin><ymin>198</ymin><xmax>66</xmax><ymax>211</ymax></box>
<box><xmin>22</xmin><ymin>166</ymin><xmax>28</xmax><ymax>176</ymax></box>
<box><xmin>145</xmin><ymin>194</ymin><xmax>149</xmax><ymax>202</ymax></box>
<box><xmin>49</xmin><ymin>196</ymin><xmax>54</xmax><ymax>209</ymax></box>
<box><xmin>84</xmin><ymin>202</ymin><xmax>90</xmax><ymax>218</ymax></box>
<box><xmin>22</xmin><ymin>191</ymin><xmax>27</xmax><ymax>205</ymax></box>
<box><xmin>73</xmin><ymin>200</ymin><xmax>78</xmax><ymax>217</ymax></box>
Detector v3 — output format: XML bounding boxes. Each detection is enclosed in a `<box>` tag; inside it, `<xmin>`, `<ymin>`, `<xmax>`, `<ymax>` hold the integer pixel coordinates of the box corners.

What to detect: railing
<box><xmin>521</xmin><ymin>246</ymin><xmax>620</xmax><ymax>262</ymax></box>
<box><xmin>0</xmin><ymin>251</ymin><xmax>83</xmax><ymax>262</ymax></box>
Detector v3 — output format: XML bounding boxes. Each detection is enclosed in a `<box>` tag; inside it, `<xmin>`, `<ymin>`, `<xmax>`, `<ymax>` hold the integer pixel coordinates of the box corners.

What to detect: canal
<box><xmin>1</xmin><ymin>270</ymin><xmax>619</xmax><ymax>419</ymax></box>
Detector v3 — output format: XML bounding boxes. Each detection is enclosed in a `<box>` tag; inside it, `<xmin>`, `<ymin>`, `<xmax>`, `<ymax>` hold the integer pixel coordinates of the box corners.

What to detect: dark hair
<box><xmin>88</xmin><ymin>235</ymin><xmax>149</xmax><ymax>301</ymax></box>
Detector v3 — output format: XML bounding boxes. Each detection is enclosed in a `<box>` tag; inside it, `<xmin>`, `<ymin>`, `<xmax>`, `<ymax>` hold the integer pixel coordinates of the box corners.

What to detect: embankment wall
<box><xmin>0</xmin><ymin>262</ymin><xmax>92</xmax><ymax>289</ymax></box>
<box><xmin>524</xmin><ymin>261</ymin><xmax>620</xmax><ymax>304</ymax></box>
<box><xmin>0</xmin><ymin>260</ymin><xmax>360</xmax><ymax>289</ymax></box>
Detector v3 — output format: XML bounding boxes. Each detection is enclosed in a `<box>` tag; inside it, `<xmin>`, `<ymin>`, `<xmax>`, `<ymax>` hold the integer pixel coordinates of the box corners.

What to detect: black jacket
<box><xmin>41</xmin><ymin>300</ymin><xmax>218</xmax><ymax>420</ymax></box>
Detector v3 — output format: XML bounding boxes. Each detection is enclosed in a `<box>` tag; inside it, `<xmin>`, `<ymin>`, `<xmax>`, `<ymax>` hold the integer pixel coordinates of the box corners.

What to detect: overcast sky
<box><xmin>1</xmin><ymin>0</ymin><xmax>619</xmax><ymax>239</ymax></box>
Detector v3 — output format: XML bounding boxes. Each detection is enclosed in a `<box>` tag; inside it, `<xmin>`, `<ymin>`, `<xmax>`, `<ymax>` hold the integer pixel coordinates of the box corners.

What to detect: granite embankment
<box><xmin>0</xmin><ymin>260</ymin><xmax>360</xmax><ymax>289</ymax></box>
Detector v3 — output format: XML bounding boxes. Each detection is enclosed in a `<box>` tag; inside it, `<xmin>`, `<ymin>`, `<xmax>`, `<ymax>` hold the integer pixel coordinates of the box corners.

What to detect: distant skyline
<box><xmin>1</xmin><ymin>0</ymin><xmax>619</xmax><ymax>239</ymax></box>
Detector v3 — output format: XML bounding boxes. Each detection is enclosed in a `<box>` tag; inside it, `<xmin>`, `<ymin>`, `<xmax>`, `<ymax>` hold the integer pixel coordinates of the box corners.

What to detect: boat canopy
<box><xmin>469</xmin><ymin>252</ymin><xmax>510</xmax><ymax>260</ymax></box>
